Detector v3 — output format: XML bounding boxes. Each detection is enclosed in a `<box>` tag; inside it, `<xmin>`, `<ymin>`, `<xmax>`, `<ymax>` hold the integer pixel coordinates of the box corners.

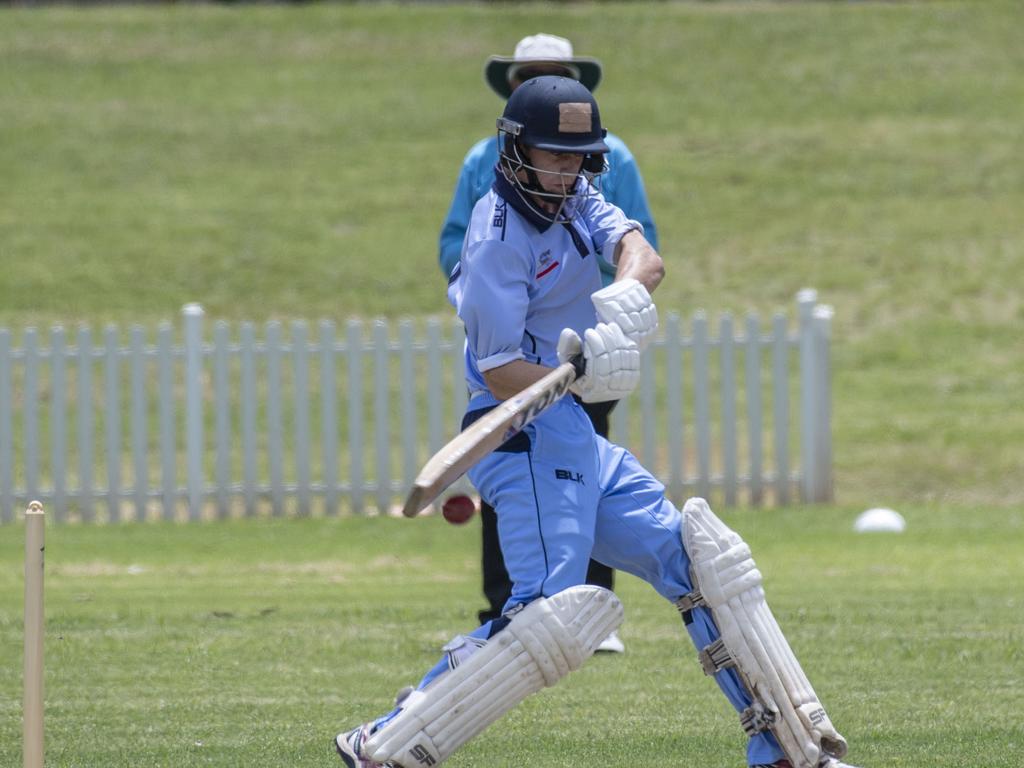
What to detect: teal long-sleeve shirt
<box><xmin>438</xmin><ymin>133</ymin><xmax>658</xmax><ymax>286</ymax></box>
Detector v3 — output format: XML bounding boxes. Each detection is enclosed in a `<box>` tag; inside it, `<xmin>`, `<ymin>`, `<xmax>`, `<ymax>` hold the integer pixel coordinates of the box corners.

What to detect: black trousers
<box><xmin>477</xmin><ymin>397</ymin><xmax>618</xmax><ymax>625</ymax></box>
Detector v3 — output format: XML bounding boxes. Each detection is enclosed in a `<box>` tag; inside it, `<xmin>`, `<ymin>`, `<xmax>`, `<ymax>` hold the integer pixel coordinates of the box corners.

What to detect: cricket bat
<box><xmin>401</xmin><ymin>355</ymin><xmax>584</xmax><ymax>518</ymax></box>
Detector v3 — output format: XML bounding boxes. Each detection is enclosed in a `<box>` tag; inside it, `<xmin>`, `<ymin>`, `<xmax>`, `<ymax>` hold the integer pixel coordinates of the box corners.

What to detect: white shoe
<box><xmin>334</xmin><ymin>723</ymin><xmax>390</xmax><ymax>768</ymax></box>
<box><xmin>596</xmin><ymin>629</ymin><xmax>625</xmax><ymax>653</ymax></box>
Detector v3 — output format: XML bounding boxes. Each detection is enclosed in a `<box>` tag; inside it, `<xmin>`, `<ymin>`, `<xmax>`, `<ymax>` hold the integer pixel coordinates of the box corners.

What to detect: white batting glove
<box><xmin>591</xmin><ymin>278</ymin><xmax>658</xmax><ymax>349</ymax></box>
<box><xmin>557</xmin><ymin>323</ymin><xmax>640</xmax><ymax>403</ymax></box>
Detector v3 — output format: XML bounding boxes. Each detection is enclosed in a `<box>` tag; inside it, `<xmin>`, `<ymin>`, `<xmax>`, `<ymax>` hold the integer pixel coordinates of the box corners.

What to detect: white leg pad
<box><xmin>364</xmin><ymin>585</ymin><xmax>623</xmax><ymax>767</ymax></box>
<box><xmin>682</xmin><ymin>498</ymin><xmax>848</xmax><ymax>768</ymax></box>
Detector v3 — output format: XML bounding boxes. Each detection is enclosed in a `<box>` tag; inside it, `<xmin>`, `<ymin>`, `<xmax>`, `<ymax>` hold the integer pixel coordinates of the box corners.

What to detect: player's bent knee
<box><xmin>364</xmin><ymin>585</ymin><xmax>623</xmax><ymax>767</ymax></box>
<box><xmin>679</xmin><ymin>497</ymin><xmax>848</xmax><ymax>768</ymax></box>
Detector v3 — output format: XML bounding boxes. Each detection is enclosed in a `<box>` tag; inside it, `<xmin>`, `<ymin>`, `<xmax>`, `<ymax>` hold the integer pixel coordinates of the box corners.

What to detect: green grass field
<box><xmin>1</xmin><ymin>505</ymin><xmax>1022</xmax><ymax>766</ymax></box>
<box><xmin>1</xmin><ymin>2</ymin><xmax>1022</xmax><ymax>766</ymax></box>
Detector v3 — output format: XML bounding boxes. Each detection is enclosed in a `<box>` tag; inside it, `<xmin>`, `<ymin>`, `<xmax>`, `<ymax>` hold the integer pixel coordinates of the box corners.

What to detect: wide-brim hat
<box><xmin>485</xmin><ymin>33</ymin><xmax>603</xmax><ymax>98</ymax></box>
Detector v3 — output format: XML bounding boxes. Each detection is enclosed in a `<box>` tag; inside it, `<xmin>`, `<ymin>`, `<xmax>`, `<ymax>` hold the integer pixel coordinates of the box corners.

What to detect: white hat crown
<box><xmin>513</xmin><ymin>34</ymin><xmax>574</xmax><ymax>61</ymax></box>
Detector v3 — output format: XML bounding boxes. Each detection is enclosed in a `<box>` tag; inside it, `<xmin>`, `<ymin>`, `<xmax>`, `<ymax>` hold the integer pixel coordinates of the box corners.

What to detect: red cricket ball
<box><xmin>442</xmin><ymin>494</ymin><xmax>476</xmax><ymax>525</ymax></box>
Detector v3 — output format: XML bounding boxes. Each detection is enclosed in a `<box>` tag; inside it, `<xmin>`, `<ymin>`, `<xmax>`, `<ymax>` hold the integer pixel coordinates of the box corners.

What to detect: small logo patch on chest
<box><xmin>536</xmin><ymin>250</ymin><xmax>559</xmax><ymax>279</ymax></box>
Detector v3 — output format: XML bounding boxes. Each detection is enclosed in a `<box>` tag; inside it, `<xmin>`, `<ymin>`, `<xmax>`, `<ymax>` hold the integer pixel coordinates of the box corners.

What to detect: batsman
<box><xmin>334</xmin><ymin>76</ymin><xmax>861</xmax><ymax>768</ymax></box>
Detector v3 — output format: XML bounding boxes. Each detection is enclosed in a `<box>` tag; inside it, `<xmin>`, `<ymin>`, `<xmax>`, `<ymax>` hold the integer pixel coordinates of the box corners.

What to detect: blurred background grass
<box><xmin>1</xmin><ymin>1</ymin><xmax>1021</xmax><ymax>505</ymax></box>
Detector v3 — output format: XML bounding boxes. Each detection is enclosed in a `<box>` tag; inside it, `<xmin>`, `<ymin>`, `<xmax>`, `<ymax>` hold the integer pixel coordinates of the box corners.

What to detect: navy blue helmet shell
<box><xmin>498</xmin><ymin>76</ymin><xmax>609</xmax><ymax>155</ymax></box>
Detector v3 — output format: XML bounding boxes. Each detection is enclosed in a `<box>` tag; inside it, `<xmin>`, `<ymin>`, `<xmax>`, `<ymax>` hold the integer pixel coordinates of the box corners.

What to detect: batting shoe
<box><xmin>596</xmin><ymin>629</ymin><xmax>625</xmax><ymax>653</ymax></box>
<box><xmin>334</xmin><ymin>723</ymin><xmax>393</xmax><ymax>768</ymax></box>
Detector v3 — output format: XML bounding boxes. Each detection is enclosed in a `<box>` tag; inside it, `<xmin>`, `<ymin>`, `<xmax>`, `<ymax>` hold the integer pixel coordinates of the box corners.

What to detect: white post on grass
<box><xmin>24</xmin><ymin>500</ymin><xmax>45</xmax><ymax>768</ymax></box>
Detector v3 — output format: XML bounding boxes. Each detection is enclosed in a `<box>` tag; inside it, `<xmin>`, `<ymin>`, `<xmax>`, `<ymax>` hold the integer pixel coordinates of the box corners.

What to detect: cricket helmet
<box><xmin>496</xmin><ymin>76</ymin><xmax>609</xmax><ymax>221</ymax></box>
<box><xmin>497</xmin><ymin>75</ymin><xmax>609</xmax><ymax>158</ymax></box>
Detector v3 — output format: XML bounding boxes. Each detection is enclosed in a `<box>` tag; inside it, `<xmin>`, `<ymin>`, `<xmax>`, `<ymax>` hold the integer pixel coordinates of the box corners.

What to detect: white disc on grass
<box><xmin>854</xmin><ymin>507</ymin><xmax>906</xmax><ymax>533</ymax></box>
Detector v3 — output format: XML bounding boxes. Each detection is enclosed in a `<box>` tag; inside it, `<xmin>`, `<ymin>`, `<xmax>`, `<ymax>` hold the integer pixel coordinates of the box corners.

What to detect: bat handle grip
<box><xmin>569</xmin><ymin>352</ymin><xmax>585</xmax><ymax>380</ymax></box>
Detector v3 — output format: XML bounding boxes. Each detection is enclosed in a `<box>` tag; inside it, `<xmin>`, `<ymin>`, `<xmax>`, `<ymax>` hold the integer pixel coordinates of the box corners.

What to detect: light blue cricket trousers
<box><xmin>408</xmin><ymin>396</ymin><xmax>783</xmax><ymax>765</ymax></box>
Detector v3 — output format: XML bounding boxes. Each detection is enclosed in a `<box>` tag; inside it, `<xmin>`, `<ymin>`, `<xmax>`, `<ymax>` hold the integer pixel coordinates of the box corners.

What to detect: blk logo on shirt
<box><xmin>555</xmin><ymin>468</ymin><xmax>584</xmax><ymax>484</ymax></box>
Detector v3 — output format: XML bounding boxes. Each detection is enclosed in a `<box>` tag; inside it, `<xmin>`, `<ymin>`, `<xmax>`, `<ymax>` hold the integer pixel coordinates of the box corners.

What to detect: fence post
<box><xmin>745</xmin><ymin>314</ymin><xmax>764</xmax><ymax>507</ymax></box>
<box><xmin>213</xmin><ymin>321</ymin><xmax>231</xmax><ymax>520</ymax></box>
<box><xmin>347</xmin><ymin>320</ymin><xmax>365</xmax><ymax>514</ymax></box>
<box><xmin>266</xmin><ymin>321</ymin><xmax>284</xmax><ymax>516</ymax></box>
<box><xmin>78</xmin><ymin>326</ymin><xmax>95</xmax><ymax>522</ymax></box>
<box><xmin>692</xmin><ymin>311</ymin><xmax>711</xmax><ymax>501</ymax></box>
<box><xmin>720</xmin><ymin>315</ymin><xmax>737</xmax><ymax>507</ymax></box>
<box><xmin>104</xmin><ymin>326</ymin><xmax>121</xmax><ymax>522</ymax></box>
<box><xmin>772</xmin><ymin>313</ymin><xmax>790</xmax><ymax>506</ymax></box>
<box><xmin>158</xmin><ymin>323</ymin><xmax>175</xmax><ymax>520</ymax></box>
<box><xmin>812</xmin><ymin>304</ymin><xmax>834</xmax><ymax>502</ymax></box>
<box><xmin>130</xmin><ymin>326</ymin><xmax>147</xmax><ymax>522</ymax></box>
<box><xmin>399</xmin><ymin>320</ymin><xmax>417</xmax><ymax>497</ymax></box>
<box><xmin>293</xmin><ymin>321</ymin><xmax>311</xmax><ymax>517</ymax></box>
<box><xmin>52</xmin><ymin>327</ymin><xmax>68</xmax><ymax>523</ymax></box>
<box><xmin>797</xmin><ymin>289</ymin><xmax>818</xmax><ymax>503</ymax></box>
<box><xmin>373</xmin><ymin>320</ymin><xmax>391</xmax><ymax>514</ymax></box>
<box><xmin>240</xmin><ymin>323</ymin><xmax>257</xmax><ymax>518</ymax></box>
<box><xmin>320</xmin><ymin>320</ymin><xmax>339</xmax><ymax>517</ymax></box>
<box><xmin>664</xmin><ymin>313</ymin><xmax>684</xmax><ymax>506</ymax></box>
<box><xmin>24</xmin><ymin>329</ymin><xmax>40</xmax><ymax>507</ymax></box>
<box><xmin>183</xmin><ymin>303</ymin><xmax>205</xmax><ymax>521</ymax></box>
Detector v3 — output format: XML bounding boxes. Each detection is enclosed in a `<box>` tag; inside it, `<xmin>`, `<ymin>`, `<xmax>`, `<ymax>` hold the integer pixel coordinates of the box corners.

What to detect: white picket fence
<box><xmin>0</xmin><ymin>290</ymin><xmax>833</xmax><ymax>524</ymax></box>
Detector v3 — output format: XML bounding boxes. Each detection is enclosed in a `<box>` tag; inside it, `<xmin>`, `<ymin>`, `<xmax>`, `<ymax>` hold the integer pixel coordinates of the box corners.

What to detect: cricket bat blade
<box><xmin>401</xmin><ymin>357</ymin><xmax>583</xmax><ymax>517</ymax></box>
